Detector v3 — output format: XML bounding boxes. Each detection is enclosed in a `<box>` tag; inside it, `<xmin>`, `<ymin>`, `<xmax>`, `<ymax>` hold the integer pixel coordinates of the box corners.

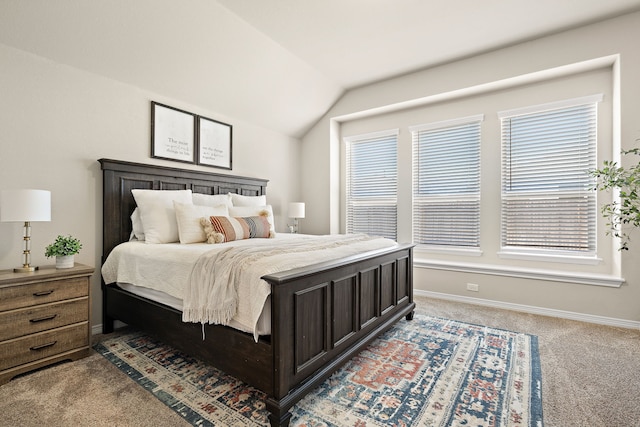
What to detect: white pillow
<box><xmin>229</xmin><ymin>205</ymin><xmax>276</xmax><ymax>237</ymax></box>
<box><xmin>174</xmin><ymin>201</ymin><xmax>229</xmax><ymax>244</ymax></box>
<box><xmin>131</xmin><ymin>189</ymin><xmax>193</xmax><ymax>244</ymax></box>
<box><xmin>192</xmin><ymin>193</ymin><xmax>232</xmax><ymax>208</ymax></box>
<box><xmin>229</xmin><ymin>193</ymin><xmax>267</xmax><ymax>207</ymax></box>
<box><xmin>130</xmin><ymin>208</ymin><xmax>145</xmax><ymax>241</ymax></box>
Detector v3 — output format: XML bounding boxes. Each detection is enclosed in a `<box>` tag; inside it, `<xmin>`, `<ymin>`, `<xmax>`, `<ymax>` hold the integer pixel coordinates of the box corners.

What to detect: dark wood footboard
<box><xmin>263</xmin><ymin>243</ymin><xmax>415</xmax><ymax>426</ymax></box>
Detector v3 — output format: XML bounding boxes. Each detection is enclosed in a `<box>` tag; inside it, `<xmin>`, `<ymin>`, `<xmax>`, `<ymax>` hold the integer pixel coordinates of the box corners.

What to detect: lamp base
<box><xmin>14</xmin><ymin>265</ymin><xmax>38</xmax><ymax>273</ymax></box>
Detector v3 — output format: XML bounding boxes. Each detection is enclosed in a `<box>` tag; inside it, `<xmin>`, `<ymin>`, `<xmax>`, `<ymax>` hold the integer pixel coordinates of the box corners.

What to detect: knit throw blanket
<box><xmin>182</xmin><ymin>234</ymin><xmax>397</xmax><ymax>340</ymax></box>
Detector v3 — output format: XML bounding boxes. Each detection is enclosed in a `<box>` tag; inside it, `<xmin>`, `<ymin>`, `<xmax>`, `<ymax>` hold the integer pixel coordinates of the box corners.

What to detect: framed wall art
<box><xmin>151</xmin><ymin>101</ymin><xmax>196</xmax><ymax>164</ymax></box>
<box><xmin>197</xmin><ymin>115</ymin><xmax>232</xmax><ymax>170</ymax></box>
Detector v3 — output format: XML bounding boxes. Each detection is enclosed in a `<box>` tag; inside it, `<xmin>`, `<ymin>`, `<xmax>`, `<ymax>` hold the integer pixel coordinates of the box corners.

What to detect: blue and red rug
<box><xmin>94</xmin><ymin>315</ymin><xmax>543</xmax><ymax>426</ymax></box>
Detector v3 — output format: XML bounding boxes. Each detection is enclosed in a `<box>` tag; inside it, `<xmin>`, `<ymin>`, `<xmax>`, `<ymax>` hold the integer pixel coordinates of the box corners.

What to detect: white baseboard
<box><xmin>414</xmin><ymin>289</ymin><xmax>640</xmax><ymax>330</ymax></box>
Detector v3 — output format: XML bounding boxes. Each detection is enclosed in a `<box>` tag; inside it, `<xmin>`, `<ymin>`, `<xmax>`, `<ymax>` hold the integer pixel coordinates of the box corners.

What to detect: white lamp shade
<box><xmin>288</xmin><ymin>202</ymin><xmax>305</xmax><ymax>219</ymax></box>
<box><xmin>0</xmin><ymin>189</ymin><xmax>51</xmax><ymax>222</ymax></box>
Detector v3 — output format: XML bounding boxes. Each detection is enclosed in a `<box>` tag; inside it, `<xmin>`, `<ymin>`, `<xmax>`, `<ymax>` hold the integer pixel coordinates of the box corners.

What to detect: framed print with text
<box><xmin>151</xmin><ymin>101</ymin><xmax>196</xmax><ymax>164</ymax></box>
<box><xmin>197</xmin><ymin>115</ymin><xmax>232</xmax><ymax>170</ymax></box>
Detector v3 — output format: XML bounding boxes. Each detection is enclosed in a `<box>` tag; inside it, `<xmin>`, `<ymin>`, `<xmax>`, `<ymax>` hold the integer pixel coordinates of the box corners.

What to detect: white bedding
<box><xmin>101</xmin><ymin>233</ymin><xmax>398</xmax><ymax>340</ymax></box>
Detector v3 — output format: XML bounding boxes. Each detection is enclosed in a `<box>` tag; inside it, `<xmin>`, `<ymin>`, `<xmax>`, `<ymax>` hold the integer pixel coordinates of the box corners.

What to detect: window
<box><xmin>410</xmin><ymin>116</ymin><xmax>482</xmax><ymax>248</ymax></box>
<box><xmin>345</xmin><ymin>130</ymin><xmax>398</xmax><ymax>240</ymax></box>
<box><xmin>499</xmin><ymin>95</ymin><xmax>602</xmax><ymax>255</ymax></box>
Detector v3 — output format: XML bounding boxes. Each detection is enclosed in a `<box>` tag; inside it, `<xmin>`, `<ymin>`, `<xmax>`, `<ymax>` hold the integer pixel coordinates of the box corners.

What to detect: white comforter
<box><xmin>101</xmin><ymin>233</ymin><xmax>398</xmax><ymax>340</ymax></box>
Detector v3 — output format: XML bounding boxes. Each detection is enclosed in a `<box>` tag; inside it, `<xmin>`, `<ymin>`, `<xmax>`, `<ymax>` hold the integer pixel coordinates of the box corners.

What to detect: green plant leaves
<box><xmin>44</xmin><ymin>235</ymin><xmax>82</xmax><ymax>257</ymax></box>
<box><xmin>591</xmin><ymin>146</ymin><xmax>640</xmax><ymax>250</ymax></box>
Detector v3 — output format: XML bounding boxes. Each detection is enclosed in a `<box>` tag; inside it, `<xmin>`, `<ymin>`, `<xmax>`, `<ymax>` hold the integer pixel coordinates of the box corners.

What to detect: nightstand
<box><xmin>0</xmin><ymin>263</ymin><xmax>93</xmax><ymax>384</ymax></box>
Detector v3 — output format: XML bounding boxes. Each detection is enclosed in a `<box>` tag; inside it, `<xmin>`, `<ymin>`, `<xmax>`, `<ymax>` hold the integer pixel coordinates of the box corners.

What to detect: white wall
<box><xmin>301</xmin><ymin>12</ymin><xmax>640</xmax><ymax>324</ymax></box>
<box><xmin>0</xmin><ymin>44</ymin><xmax>301</xmax><ymax>327</ymax></box>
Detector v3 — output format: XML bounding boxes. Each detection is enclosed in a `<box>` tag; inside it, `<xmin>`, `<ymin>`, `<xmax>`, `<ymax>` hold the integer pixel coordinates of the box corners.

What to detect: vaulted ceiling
<box><xmin>2</xmin><ymin>0</ymin><xmax>639</xmax><ymax>137</ymax></box>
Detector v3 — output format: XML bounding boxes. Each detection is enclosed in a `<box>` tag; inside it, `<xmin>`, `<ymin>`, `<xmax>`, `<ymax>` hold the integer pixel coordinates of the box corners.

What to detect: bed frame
<box><xmin>99</xmin><ymin>158</ymin><xmax>415</xmax><ymax>426</ymax></box>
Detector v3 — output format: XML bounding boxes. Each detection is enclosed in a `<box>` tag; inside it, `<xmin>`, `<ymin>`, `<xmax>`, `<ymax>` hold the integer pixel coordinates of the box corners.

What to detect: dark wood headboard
<box><xmin>99</xmin><ymin>158</ymin><xmax>268</xmax><ymax>262</ymax></box>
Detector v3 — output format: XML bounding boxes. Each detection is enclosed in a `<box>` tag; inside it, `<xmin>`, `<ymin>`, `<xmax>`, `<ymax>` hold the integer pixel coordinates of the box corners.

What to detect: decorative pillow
<box><xmin>131</xmin><ymin>189</ymin><xmax>193</xmax><ymax>244</ymax></box>
<box><xmin>229</xmin><ymin>205</ymin><xmax>276</xmax><ymax>237</ymax></box>
<box><xmin>229</xmin><ymin>193</ymin><xmax>267</xmax><ymax>207</ymax></box>
<box><xmin>174</xmin><ymin>201</ymin><xmax>229</xmax><ymax>244</ymax></box>
<box><xmin>130</xmin><ymin>208</ymin><xmax>145</xmax><ymax>241</ymax></box>
<box><xmin>192</xmin><ymin>193</ymin><xmax>232</xmax><ymax>208</ymax></box>
<box><xmin>201</xmin><ymin>215</ymin><xmax>271</xmax><ymax>243</ymax></box>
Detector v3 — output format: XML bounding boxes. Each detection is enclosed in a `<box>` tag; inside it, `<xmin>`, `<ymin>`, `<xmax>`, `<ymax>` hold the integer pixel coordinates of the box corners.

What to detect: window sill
<box><xmin>497</xmin><ymin>249</ymin><xmax>601</xmax><ymax>265</ymax></box>
<box><xmin>414</xmin><ymin>258</ymin><xmax>624</xmax><ymax>288</ymax></box>
<box><xmin>416</xmin><ymin>245</ymin><xmax>482</xmax><ymax>257</ymax></box>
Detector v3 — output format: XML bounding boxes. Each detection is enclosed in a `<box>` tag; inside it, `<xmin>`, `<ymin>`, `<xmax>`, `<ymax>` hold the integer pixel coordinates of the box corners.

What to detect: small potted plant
<box><xmin>45</xmin><ymin>235</ymin><xmax>82</xmax><ymax>268</ymax></box>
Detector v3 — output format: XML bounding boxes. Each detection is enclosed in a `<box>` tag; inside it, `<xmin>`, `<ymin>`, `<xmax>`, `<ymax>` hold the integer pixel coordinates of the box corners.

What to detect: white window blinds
<box><xmin>499</xmin><ymin>95</ymin><xmax>602</xmax><ymax>253</ymax></box>
<box><xmin>411</xmin><ymin>115</ymin><xmax>482</xmax><ymax>247</ymax></box>
<box><xmin>345</xmin><ymin>130</ymin><xmax>398</xmax><ymax>240</ymax></box>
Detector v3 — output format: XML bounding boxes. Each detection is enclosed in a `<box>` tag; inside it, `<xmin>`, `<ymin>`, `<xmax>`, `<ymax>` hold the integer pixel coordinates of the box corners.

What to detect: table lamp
<box><xmin>0</xmin><ymin>189</ymin><xmax>51</xmax><ymax>272</ymax></box>
<box><xmin>288</xmin><ymin>202</ymin><xmax>305</xmax><ymax>234</ymax></box>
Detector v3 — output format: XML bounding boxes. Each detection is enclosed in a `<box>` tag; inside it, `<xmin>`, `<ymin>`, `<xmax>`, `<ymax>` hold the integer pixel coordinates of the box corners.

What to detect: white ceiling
<box><xmin>218</xmin><ymin>0</ymin><xmax>640</xmax><ymax>89</ymax></box>
<box><xmin>1</xmin><ymin>0</ymin><xmax>640</xmax><ymax>137</ymax></box>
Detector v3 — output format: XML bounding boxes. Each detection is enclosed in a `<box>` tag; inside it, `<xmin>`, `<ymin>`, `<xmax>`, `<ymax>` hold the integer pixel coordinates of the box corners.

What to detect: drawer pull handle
<box><xmin>30</xmin><ymin>341</ymin><xmax>57</xmax><ymax>351</ymax></box>
<box><xmin>29</xmin><ymin>314</ymin><xmax>57</xmax><ymax>323</ymax></box>
<box><xmin>33</xmin><ymin>290</ymin><xmax>54</xmax><ymax>297</ymax></box>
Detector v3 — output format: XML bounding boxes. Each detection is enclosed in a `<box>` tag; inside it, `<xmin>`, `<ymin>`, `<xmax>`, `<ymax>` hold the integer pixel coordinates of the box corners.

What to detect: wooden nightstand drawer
<box><xmin>0</xmin><ymin>298</ymin><xmax>88</xmax><ymax>341</ymax></box>
<box><xmin>0</xmin><ymin>277</ymin><xmax>88</xmax><ymax>312</ymax></box>
<box><xmin>0</xmin><ymin>264</ymin><xmax>93</xmax><ymax>384</ymax></box>
<box><xmin>0</xmin><ymin>323</ymin><xmax>88</xmax><ymax>371</ymax></box>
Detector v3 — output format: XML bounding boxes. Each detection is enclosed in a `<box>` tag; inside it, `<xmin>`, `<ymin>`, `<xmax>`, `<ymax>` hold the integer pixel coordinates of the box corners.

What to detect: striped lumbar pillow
<box><xmin>201</xmin><ymin>215</ymin><xmax>271</xmax><ymax>244</ymax></box>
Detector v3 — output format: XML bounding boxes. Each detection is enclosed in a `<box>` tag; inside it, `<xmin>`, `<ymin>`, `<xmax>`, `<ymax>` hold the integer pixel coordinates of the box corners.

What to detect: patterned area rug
<box><xmin>94</xmin><ymin>315</ymin><xmax>543</xmax><ymax>426</ymax></box>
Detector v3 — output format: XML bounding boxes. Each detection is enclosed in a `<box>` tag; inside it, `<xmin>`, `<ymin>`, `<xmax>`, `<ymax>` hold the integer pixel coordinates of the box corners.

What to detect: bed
<box><xmin>99</xmin><ymin>158</ymin><xmax>415</xmax><ymax>426</ymax></box>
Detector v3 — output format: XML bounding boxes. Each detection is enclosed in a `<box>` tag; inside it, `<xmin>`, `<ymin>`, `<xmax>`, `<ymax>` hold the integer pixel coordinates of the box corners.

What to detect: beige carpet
<box><xmin>1</xmin><ymin>295</ymin><xmax>639</xmax><ymax>426</ymax></box>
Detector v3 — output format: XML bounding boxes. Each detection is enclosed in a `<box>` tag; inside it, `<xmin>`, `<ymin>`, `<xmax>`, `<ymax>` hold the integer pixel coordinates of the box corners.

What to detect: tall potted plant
<box><xmin>45</xmin><ymin>235</ymin><xmax>82</xmax><ymax>268</ymax></box>
<box><xmin>590</xmin><ymin>147</ymin><xmax>640</xmax><ymax>251</ymax></box>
